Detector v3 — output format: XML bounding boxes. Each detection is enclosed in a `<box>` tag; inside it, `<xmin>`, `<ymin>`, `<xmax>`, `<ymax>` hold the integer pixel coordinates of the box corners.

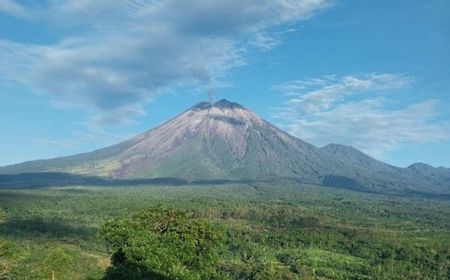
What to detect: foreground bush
<box><xmin>100</xmin><ymin>207</ymin><xmax>227</xmax><ymax>280</ymax></box>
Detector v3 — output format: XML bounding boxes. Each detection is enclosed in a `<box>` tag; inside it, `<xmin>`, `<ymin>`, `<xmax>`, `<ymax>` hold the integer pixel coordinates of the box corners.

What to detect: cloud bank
<box><xmin>0</xmin><ymin>0</ymin><xmax>330</xmax><ymax>125</ymax></box>
<box><xmin>273</xmin><ymin>74</ymin><xmax>450</xmax><ymax>158</ymax></box>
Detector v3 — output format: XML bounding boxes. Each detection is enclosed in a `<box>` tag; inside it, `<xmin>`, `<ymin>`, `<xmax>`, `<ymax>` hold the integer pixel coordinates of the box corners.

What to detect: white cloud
<box><xmin>0</xmin><ymin>0</ymin><xmax>28</xmax><ymax>17</ymax></box>
<box><xmin>273</xmin><ymin>73</ymin><xmax>412</xmax><ymax>115</ymax></box>
<box><xmin>273</xmin><ymin>74</ymin><xmax>450</xmax><ymax>158</ymax></box>
<box><xmin>0</xmin><ymin>0</ymin><xmax>331</xmax><ymax>126</ymax></box>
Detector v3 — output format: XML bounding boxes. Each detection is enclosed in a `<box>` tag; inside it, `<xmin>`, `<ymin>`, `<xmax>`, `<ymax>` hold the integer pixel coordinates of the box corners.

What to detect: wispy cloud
<box><xmin>0</xmin><ymin>0</ymin><xmax>331</xmax><ymax>126</ymax></box>
<box><xmin>0</xmin><ymin>0</ymin><xmax>28</xmax><ymax>17</ymax></box>
<box><xmin>35</xmin><ymin>138</ymin><xmax>78</xmax><ymax>149</ymax></box>
<box><xmin>34</xmin><ymin>129</ymin><xmax>135</xmax><ymax>151</ymax></box>
<box><xmin>273</xmin><ymin>74</ymin><xmax>450</xmax><ymax>158</ymax></box>
<box><xmin>273</xmin><ymin>74</ymin><xmax>412</xmax><ymax>115</ymax></box>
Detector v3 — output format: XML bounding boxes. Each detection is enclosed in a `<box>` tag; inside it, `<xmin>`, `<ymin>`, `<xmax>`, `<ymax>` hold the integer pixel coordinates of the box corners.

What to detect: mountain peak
<box><xmin>408</xmin><ymin>162</ymin><xmax>434</xmax><ymax>170</ymax></box>
<box><xmin>321</xmin><ymin>143</ymin><xmax>361</xmax><ymax>154</ymax></box>
<box><xmin>192</xmin><ymin>101</ymin><xmax>212</xmax><ymax>110</ymax></box>
<box><xmin>214</xmin><ymin>99</ymin><xmax>245</xmax><ymax>110</ymax></box>
<box><xmin>320</xmin><ymin>143</ymin><xmax>391</xmax><ymax>169</ymax></box>
<box><xmin>191</xmin><ymin>99</ymin><xmax>246</xmax><ymax>111</ymax></box>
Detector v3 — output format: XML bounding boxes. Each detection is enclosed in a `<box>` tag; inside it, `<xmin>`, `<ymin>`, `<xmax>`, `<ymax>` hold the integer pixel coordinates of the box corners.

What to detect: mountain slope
<box><xmin>1</xmin><ymin>99</ymin><xmax>449</xmax><ymax>195</ymax></box>
<box><xmin>0</xmin><ymin>100</ymin><xmax>335</xmax><ymax>182</ymax></box>
<box><xmin>321</xmin><ymin>144</ymin><xmax>450</xmax><ymax>194</ymax></box>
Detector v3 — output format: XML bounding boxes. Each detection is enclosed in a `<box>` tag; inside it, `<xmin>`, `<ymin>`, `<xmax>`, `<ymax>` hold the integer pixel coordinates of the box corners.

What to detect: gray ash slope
<box><xmin>1</xmin><ymin>99</ymin><xmax>449</xmax><ymax>195</ymax></box>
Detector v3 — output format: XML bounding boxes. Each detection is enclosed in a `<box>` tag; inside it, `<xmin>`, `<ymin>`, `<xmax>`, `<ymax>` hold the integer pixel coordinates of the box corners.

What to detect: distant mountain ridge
<box><xmin>1</xmin><ymin>99</ymin><xmax>449</xmax><ymax>195</ymax></box>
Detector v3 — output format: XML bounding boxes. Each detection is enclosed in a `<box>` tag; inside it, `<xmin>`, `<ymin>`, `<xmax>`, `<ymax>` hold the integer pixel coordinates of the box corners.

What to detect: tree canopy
<box><xmin>99</xmin><ymin>207</ymin><xmax>226</xmax><ymax>280</ymax></box>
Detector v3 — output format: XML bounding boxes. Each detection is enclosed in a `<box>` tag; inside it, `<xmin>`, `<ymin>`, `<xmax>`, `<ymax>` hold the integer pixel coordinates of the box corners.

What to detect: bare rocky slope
<box><xmin>1</xmin><ymin>99</ymin><xmax>449</xmax><ymax>195</ymax></box>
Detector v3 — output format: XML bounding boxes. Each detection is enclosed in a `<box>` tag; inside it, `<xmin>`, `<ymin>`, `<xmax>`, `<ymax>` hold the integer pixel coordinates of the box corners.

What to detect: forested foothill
<box><xmin>0</xmin><ymin>182</ymin><xmax>449</xmax><ymax>279</ymax></box>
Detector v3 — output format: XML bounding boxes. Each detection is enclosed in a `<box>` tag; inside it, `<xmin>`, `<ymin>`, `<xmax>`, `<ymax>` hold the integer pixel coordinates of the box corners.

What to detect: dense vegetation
<box><xmin>100</xmin><ymin>207</ymin><xmax>225</xmax><ymax>279</ymax></box>
<box><xmin>0</xmin><ymin>182</ymin><xmax>449</xmax><ymax>279</ymax></box>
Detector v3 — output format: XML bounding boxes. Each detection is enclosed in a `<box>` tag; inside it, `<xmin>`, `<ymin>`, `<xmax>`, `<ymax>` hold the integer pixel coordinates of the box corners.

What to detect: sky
<box><xmin>0</xmin><ymin>0</ymin><xmax>449</xmax><ymax>168</ymax></box>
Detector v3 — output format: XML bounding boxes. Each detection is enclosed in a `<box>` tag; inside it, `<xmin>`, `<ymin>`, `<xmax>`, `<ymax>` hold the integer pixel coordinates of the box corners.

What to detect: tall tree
<box><xmin>100</xmin><ymin>207</ymin><xmax>227</xmax><ymax>280</ymax></box>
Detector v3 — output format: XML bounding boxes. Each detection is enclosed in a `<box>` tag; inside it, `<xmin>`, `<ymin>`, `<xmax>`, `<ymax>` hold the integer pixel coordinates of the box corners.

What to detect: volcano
<box><xmin>1</xmin><ymin>99</ymin><xmax>449</xmax><ymax>195</ymax></box>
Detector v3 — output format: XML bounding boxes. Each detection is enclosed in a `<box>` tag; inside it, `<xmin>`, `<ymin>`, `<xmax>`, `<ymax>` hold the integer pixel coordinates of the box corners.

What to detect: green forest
<box><xmin>0</xmin><ymin>182</ymin><xmax>449</xmax><ymax>279</ymax></box>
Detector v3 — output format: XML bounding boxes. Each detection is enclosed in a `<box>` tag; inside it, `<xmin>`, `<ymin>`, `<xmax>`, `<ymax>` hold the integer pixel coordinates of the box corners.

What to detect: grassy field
<box><xmin>0</xmin><ymin>182</ymin><xmax>449</xmax><ymax>279</ymax></box>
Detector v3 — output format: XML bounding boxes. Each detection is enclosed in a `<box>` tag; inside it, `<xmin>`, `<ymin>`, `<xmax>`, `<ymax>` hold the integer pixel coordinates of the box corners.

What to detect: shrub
<box><xmin>100</xmin><ymin>207</ymin><xmax>227</xmax><ymax>280</ymax></box>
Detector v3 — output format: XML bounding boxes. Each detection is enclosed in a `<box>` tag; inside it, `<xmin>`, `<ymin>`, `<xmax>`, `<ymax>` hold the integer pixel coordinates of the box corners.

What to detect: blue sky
<box><xmin>0</xmin><ymin>0</ymin><xmax>449</xmax><ymax>167</ymax></box>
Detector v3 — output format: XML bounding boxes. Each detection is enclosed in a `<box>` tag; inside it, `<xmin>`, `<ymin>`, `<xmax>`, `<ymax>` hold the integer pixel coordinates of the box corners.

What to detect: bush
<box><xmin>99</xmin><ymin>207</ymin><xmax>227</xmax><ymax>280</ymax></box>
